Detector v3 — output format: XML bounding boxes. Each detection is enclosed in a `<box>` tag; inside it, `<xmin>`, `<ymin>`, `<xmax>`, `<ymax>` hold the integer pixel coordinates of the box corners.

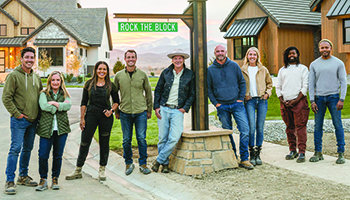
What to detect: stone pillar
<box><xmin>169</xmin><ymin>128</ymin><xmax>238</xmax><ymax>176</ymax></box>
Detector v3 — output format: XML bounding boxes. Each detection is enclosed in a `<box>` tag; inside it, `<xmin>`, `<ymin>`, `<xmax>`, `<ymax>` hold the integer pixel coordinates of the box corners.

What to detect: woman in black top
<box><xmin>66</xmin><ymin>61</ymin><xmax>119</xmax><ymax>181</ymax></box>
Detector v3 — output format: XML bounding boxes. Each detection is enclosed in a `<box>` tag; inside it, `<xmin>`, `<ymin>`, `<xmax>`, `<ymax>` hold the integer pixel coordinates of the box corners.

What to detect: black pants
<box><xmin>77</xmin><ymin>106</ymin><xmax>114</xmax><ymax>167</ymax></box>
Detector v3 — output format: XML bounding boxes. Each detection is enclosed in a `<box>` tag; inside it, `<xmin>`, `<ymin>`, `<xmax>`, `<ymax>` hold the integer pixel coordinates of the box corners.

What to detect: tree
<box><xmin>67</xmin><ymin>55</ymin><xmax>82</xmax><ymax>76</ymax></box>
<box><xmin>113</xmin><ymin>58</ymin><xmax>125</xmax><ymax>74</ymax></box>
<box><xmin>38</xmin><ymin>49</ymin><xmax>53</xmax><ymax>77</ymax></box>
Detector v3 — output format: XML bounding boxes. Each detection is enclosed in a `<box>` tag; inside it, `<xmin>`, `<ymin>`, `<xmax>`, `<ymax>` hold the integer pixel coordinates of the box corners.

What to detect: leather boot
<box><xmin>98</xmin><ymin>166</ymin><xmax>106</xmax><ymax>181</ymax></box>
<box><xmin>309</xmin><ymin>152</ymin><xmax>324</xmax><ymax>162</ymax></box>
<box><xmin>65</xmin><ymin>167</ymin><xmax>82</xmax><ymax>180</ymax></box>
<box><xmin>255</xmin><ymin>146</ymin><xmax>262</xmax><ymax>165</ymax></box>
<box><xmin>249</xmin><ymin>146</ymin><xmax>256</xmax><ymax>166</ymax></box>
<box><xmin>336</xmin><ymin>153</ymin><xmax>345</xmax><ymax>164</ymax></box>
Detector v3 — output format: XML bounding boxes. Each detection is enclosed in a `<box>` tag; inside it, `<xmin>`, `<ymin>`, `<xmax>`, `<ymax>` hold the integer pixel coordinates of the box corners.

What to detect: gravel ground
<box><xmin>151</xmin><ymin>117</ymin><xmax>350</xmax><ymax>199</ymax></box>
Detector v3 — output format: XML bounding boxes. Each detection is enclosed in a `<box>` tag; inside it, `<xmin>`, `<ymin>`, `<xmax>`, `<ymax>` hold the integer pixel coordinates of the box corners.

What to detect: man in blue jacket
<box><xmin>152</xmin><ymin>49</ymin><xmax>195</xmax><ymax>173</ymax></box>
<box><xmin>207</xmin><ymin>45</ymin><xmax>253</xmax><ymax>170</ymax></box>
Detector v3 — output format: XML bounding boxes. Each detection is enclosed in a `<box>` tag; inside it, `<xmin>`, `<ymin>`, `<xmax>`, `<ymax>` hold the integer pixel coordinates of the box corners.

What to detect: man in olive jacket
<box><xmin>2</xmin><ymin>47</ymin><xmax>42</xmax><ymax>195</ymax></box>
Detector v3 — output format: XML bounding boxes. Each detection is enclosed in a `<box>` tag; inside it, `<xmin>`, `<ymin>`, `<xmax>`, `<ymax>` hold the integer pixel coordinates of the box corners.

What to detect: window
<box><xmin>344</xmin><ymin>19</ymin><xmax>350</xmax><ymax>43</ymax></box>
<box><xmin>80</xmin><ymin>48</ymin><xmax>83</xmax><ymax>57</ymax></box>
<box><xmin>234</xmin><ymin>36</ymin><xmax>257</xmax><ymax>60</ymax></box>
<box><xmin>39</xmin><ymin>48</ymin><xmax>63</xmax><ymax>66</ymax></box>
<box><xmin>21</xmin><ymin>27</ymin><xmax>35</xmax><ymax>35</ymax></box>
<box><xmin>105</xmin><ymin>52</ymin><xmax>110</xmax><ymax>59</ymax></box>
<box><xmin>0</xmin><ymin>25</ymin><xmax>6</xmax><ymax>36</ymax></box>
<box><xmin>0</xmin><ymin>50</ymin><xmax>4</xmax><ymax>72</ymax></box>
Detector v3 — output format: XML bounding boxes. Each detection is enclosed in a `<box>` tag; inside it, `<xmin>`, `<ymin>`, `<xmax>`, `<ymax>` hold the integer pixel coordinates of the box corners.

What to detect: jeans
<box><xmin>280</xmin><ymin>97</ymin><xmax>309</xmax><ymax>153</ymax></box>
<box><xmin>77</xmin><ymin>106</ymin><xmax>114</xmax><ymax>167</ymax></box>
<box><xmin>314</xmin><ymin>94</ymin><xmax>345</xmax><ymax>153</ymax></box>
<box><xmin>6</xmin><ymin>117</ymin><xmax>37</xmax><ymax>182</ymax></box>
<box><xmin>38</xmin><ymin>131</ymin><xmax>68</xmax><ymax>178</ymax></box>
<box><xmin>216</xmin><ymin>102</ymin><xmax>250</xmax><ymax>161</ymax></box>
<box><xmin>157</xmin><ymin>106</ymin><xmax>184</xmax><ymax>165</ymax></box>
<box><xmin>120</xmin><ymin>111</ymin><xmax>148</xmax><ymax>165</ymax></box>
<box><xmin>244</xmin><ymin>97</ymin><xmax>268</xmax><ymax>147</ymax></box>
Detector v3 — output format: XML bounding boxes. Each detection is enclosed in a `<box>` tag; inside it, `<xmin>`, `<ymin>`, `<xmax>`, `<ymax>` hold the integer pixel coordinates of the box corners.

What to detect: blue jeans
<box><xmin>216</xmin><ymin>102</ymin><xmax>250</xmax><ymax>161</ymax></box>
<box><xmin>314</xmin><ymin>94</ymin><xmax>345</xmax><ymax>153</ymax></box>
<box><xmin>157</xmin><ymin>106</ymin><xmax>184</xmax><ymax>165</ymax></box>
<box><xmin>38</xmin><ymin>131</ymin><xmax>68</xmax><ymax>179</ymax></box>
<box><xmin>244</xmin><ymin>97</ymin><xmax>268</xmax><ymax>147</ymax></box>
<box><xmin>6</xmin><ymin>117</ymin><xmax>37</xmax><ymax>182</ymax></box>
<box><xmin>120</xmin><ymin>111</ymin><xmax>148</xmax><ymax>165</ymax></box>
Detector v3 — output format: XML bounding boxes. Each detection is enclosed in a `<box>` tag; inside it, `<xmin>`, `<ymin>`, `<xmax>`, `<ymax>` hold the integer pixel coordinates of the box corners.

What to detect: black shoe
<box><xmin>255</xmin><ymin>146</ymin><xmax>262</xmax><ymax>165</ymax></box>
<box><xmin>296</xmin><ymin>153</ymin><xmax>305</xmax><ymax>163</ymax></box>
<box><xmin>285</xmin><ymin>151</ymin><xmax>298</xmax><ymax>160</ymax></box>
<box><xmin>161</xmin><ymin>165</ymin><xmax>169</xmax><ymax>173</ymax></box>
<box><xmin>151</xmin><ymin>160</ymin><xmax>161</xmax><ymax>172</ymax></box>
<box><xmin>249</xmin><ymin>146</ymin><xmax>256</xmax><ymax>166</ymax></box>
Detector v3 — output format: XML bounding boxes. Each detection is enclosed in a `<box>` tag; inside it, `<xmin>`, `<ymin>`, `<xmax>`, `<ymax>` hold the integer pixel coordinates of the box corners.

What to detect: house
<box><xmin>310</xmin><ymin>0</ymin><xmax>350</xmax><ymax>72</ymax></box>
<box><xmin>0</xmin><ymin>0</ymin><xmax>112</xmax><ymax>77</ymax></box>
<box><xmin>219</xmin><ymin>0</ymin><xmax>321</xmax><ymax>74</ymax></box>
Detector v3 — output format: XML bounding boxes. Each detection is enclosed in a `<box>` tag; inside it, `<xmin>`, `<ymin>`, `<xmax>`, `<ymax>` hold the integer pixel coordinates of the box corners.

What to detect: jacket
<box><xmin>36</xmin><ymin>90</ymin><xmax>71</xmax><ymax>138</ymax></box>
<box><xmin>154</xmin><ymin>64</ymin><xmax>195</xmax><ymax>112</ymax></box>
<box><xmin>241</xmin><ymin>63</ymin><xmax>273</xmax><ymax>98</ymax></box>
<box><xmin>2</xmin><ymin>65</ymin><xmax>43</xmax><ymax>121</ymax></box>
<box><xmin>207</xmin><ymin>57</ymin><xmax>246</xmax><ymax>106</ymax></box>
<box><xmin>114</xmin><ymin>67</ymin><xmax>152</xmax><ymax>114</ymax></box>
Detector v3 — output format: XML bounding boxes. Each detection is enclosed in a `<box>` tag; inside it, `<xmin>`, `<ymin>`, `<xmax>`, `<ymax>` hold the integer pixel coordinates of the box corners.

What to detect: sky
<box><xmin>80</xmin><ymin>0</ymin><xmax>239</xmax><ymax>48</ymax></box>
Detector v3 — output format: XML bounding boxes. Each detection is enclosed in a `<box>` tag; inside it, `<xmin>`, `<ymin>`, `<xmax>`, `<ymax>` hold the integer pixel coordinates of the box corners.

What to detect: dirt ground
<box><xmin>113</xmin><ymin>133</ymin><xmax>350</xmax><ymax>199</ymax></box>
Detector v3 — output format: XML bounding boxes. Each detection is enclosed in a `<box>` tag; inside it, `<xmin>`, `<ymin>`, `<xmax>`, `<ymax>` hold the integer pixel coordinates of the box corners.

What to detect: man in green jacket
<box><xmin>114</xmin><ymin>49</ymin><xmax>152</xmax><ymax>176</ymax></box>
<box><xmin>2</xmin><ymin>47</ymin><xmax>42</xmax><ymax>195</ymax></box>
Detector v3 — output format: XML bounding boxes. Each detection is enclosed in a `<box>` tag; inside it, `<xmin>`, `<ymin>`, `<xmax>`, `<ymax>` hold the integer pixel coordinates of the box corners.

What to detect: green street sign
<box><xmin>118</xmin><ymin>22</ymin><xmax>178</xmax><ymax>32</ymax></box>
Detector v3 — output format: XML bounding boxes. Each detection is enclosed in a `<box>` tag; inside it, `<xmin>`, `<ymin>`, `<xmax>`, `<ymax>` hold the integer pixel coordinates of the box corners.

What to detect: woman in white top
<box><xmin>241</xmin><ymin>47</ymin><xmax>272</xmax><ymax>166</ymax></box>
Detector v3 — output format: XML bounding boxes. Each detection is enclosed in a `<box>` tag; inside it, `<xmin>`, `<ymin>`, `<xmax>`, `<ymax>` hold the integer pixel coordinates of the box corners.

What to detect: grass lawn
<box><xmin>210</xmin><ymin>86</ymin><xmax>350</xmax><ymax>120</ymax></box>
<box><xmin>95</xmin><ymin>110</ymin><xmax>159</xmax><ymax>150</ymax></box>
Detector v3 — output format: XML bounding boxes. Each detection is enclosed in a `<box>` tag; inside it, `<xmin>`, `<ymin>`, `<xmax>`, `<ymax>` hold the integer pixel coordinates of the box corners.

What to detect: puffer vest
<box><xmin>36</xmin><ymin>90</ymin><xmax>71</xmax><ymax>138</ymax></box>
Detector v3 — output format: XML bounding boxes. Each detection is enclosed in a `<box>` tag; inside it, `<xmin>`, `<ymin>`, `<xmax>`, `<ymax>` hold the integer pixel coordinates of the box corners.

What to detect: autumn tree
<box><xmin>67</xmin><ymin>55</ymin><xmax>82</xmax><ymax>76</ymax></box>
<box><xmin>113</xmin><ymin>58</ymin><xmax>125</xmax><ymax>74</ymax></box>
<box><xmin>38</xmin><ymin>49</ymin><xmax>53</xmax><ymax>77</ymax></box>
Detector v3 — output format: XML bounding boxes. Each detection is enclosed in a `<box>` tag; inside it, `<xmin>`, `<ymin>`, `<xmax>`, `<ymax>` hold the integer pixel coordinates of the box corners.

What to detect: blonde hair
<box><xmin>243</xmin><ymin>47</ymin><xmax>263</xmax><ymax>67</ymax></box>
<box><xmin>42</xmin><ymin>71</ymin><xmax>70</xmax><ymax>99</ymax></box>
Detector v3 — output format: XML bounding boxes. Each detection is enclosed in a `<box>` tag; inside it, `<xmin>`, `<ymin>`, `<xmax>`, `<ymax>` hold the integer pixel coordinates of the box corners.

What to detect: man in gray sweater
<box><xmin>309</xmin><ymin>39</ymin><xmax>347</xmax><ymax>164</ymax></box>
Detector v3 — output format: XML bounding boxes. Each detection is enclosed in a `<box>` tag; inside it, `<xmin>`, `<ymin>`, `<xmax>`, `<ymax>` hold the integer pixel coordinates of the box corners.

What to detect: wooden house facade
<box><xmin>310</xmin><ymin>0</ymin><xmax>350</xmax><ymax>72</ymax></box>
<box><xmin>220</xmin><ymin>0</ymin><xmax>321</xmax><ymax>74</ymax></box>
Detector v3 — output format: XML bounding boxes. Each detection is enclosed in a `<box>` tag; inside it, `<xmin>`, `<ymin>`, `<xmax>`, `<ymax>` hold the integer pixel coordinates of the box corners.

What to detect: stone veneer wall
<box><xmin>169</xmin><ymin>131</ymin><xmax>238</xmax><ymax>176</ymax></box>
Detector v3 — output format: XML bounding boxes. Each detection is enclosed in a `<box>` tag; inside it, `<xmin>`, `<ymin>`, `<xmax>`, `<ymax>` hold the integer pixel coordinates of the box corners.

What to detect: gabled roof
<box><xmin>326</xmin><ymin>0</ymin><xmax>350</xmax><ymax>19</ymax></box>
<box><xmin>0</xmin><ymin>0</ymin><xmax>112</xmax><ymax>50</ymax></box>
<box><xmin>309</xmin><ymin>0</ymin><xmax>324</xmax><ymax>12</ymax></box>
<box><xmin>1</xmin><ymin>0</ymin><xmax>45</xmax><ymax>22</ymax></box>
<box><xmin>0</xmin><ymin>7</ymin><xmax>18</xmax><ymax>25</ymax></box>
<box><xmin>220</xmin><ymin>0</ymin><xmax>321</xmax><ymax>31</ymax></box>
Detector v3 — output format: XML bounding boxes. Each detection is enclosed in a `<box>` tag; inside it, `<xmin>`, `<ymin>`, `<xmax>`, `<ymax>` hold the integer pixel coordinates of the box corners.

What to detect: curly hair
<box><xmin>283</xmin><ymin>46</ymin><xmax>300</xmax><ymax>68</ymax></box>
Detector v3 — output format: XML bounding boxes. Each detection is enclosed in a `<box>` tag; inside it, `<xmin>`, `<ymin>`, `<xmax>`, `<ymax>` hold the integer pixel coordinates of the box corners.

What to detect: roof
<box><xmin>223</xmin><ymin>17</ymin><xmax>268</xmax><ymax>38</ymax></box>
<box><xmin>0</xmin><ymin>7</ymin><xmax>18</xmax><ymax>25</ymax></box>
<box><xmin>326</xmin><ymin>0</ymin><xmax>350</xmax><ymax>19</ymax></box>
<box><xmin>309</xmin><ymin>0</ymin><xmax>324</xmax><ymax>12</ymax></box>
<box><xmin>220</xmin><ymin>0</ymin><xmax>321</xmax><ymax>31</ymax></box>
<box><xmin>0</xmin><ymin>37</ymin><xmax>25</xmax><ymax>47</ymax></box>
<box><xmin>0</xmin><ymin>0</ymin><xmax>112</xmax><ymax>50</ymax></box>
<box><xmin>33</xmin><ymin>38</ymin><xmax>69</xmax><ymax>46</ymax></box>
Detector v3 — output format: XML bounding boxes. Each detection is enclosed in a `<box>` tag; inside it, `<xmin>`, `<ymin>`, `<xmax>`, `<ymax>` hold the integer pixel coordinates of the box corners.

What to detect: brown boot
<box><xmin>239</xmin><ymin>160</ymin><xmax>254</xmax><ymax>170</ymax></box>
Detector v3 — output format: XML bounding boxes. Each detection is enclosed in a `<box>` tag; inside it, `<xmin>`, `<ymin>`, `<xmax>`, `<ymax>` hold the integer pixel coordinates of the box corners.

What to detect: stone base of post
<box><xmin>169</xmin><ymin>127</ymin><xmax>238</xmax><ymax>176</ymax></box>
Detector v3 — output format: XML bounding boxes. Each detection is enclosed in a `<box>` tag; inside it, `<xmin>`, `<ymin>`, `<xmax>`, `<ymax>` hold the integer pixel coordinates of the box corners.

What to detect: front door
<box><xmin>0</xmin><ymin>50</ymin><xmax>5</xmax><ymax>73</ymax></box>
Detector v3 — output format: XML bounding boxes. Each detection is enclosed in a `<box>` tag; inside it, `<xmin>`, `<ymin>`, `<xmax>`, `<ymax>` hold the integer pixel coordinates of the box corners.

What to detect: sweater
<box><xmin>276</xmin><ymin>64</ymin><xmax>309</xmax><ymax>101</ymax></box>
<box><xmin>309</xmin><ymin>56</ymin><xmax>347</xmax><ymax>102</ymax></box>
<box><xmin>207</xmin><ymin>57</ymin><xmax>246</xmax><ymax>106</ymax></box>
<box><xmin>2</xmin><ymin>65</ymin><xmax>43</xmax><ymax>121</ymax></box>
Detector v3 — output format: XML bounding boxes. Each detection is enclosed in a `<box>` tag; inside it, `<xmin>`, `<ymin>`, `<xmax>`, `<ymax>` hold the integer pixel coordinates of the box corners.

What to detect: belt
<box><xmin>165</xmin><ymin>104</ymin><xmax>179</xmax><ymax>109</ymax></box>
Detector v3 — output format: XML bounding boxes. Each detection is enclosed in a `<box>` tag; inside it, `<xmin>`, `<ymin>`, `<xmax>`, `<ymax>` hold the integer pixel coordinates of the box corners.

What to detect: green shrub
<box><xmin>77</xmin><ymin>76</ymin><xmax>83</xmax><ymax>83</ymax></box>
<box><xmin>65</xmin><ymin>73</ymin><xmax>74</xmax><ymax>83</ymax></box>
<box><xmin>150</xmin><ymin>72</ymin><xmax>155</xmax><ymax>76</ymax></box>
<box><xmin>71</xmin><ymin>77</ymin><xmax>77</xmax><ymax>82</ymax></box>
<box><xmin>86</xmin><ymin>73</ymin><xmax>92</xmax><ymax>78</ymax></box>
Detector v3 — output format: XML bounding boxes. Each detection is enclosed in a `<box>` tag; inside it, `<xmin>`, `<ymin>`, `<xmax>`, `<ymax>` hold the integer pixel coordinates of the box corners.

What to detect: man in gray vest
<box><xmin>309</xmin><ymin>39</ymin><xmax>347</xmax><ymax>164</ymax></box>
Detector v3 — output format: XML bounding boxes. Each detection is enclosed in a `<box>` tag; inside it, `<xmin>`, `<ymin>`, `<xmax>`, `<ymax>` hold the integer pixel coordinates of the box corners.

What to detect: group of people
<box><xmin>2</xmin><ymin>38</ymin><xmax>347</xmax><ymax>195</ymax></box>
<box><xmin>208</xmin><ymin>39</ymin><xmax>347</xmax><ymax>171</ymax></box>
<box><xmin>2</xmin><ymin>47</ymin><xmax>195</xmax><ymax>195</ymax></box>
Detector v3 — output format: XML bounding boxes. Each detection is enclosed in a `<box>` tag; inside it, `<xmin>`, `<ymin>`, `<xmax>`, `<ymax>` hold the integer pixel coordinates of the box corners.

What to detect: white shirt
<box><xmin>248</xmin><ymin>66</ymin><xmax>259</xmax><ymax>97</ymax></box>
<box><xmin>276</xmin><ymin>64</ymin><xmax>309</xmax><ymax>101</ymax></box>
<box><xmin>166</xmin><ymin>69</ymin><xmax>184</xmax><ymax>106</ymax></box>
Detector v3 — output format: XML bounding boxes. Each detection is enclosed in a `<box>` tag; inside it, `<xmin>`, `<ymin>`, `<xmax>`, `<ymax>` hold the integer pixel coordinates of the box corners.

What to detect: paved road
<box><xmin>0</xmin><ymin>88</ymin><xmax>125</xmax><ymax>199</ymax></box>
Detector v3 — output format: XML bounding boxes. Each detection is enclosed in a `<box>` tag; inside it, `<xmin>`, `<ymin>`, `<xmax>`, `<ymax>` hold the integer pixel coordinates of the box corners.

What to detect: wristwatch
<box><xmin>110</xmin><ymin>109</ymin><xmax>115</xmax><ymax>113</ymax></box>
